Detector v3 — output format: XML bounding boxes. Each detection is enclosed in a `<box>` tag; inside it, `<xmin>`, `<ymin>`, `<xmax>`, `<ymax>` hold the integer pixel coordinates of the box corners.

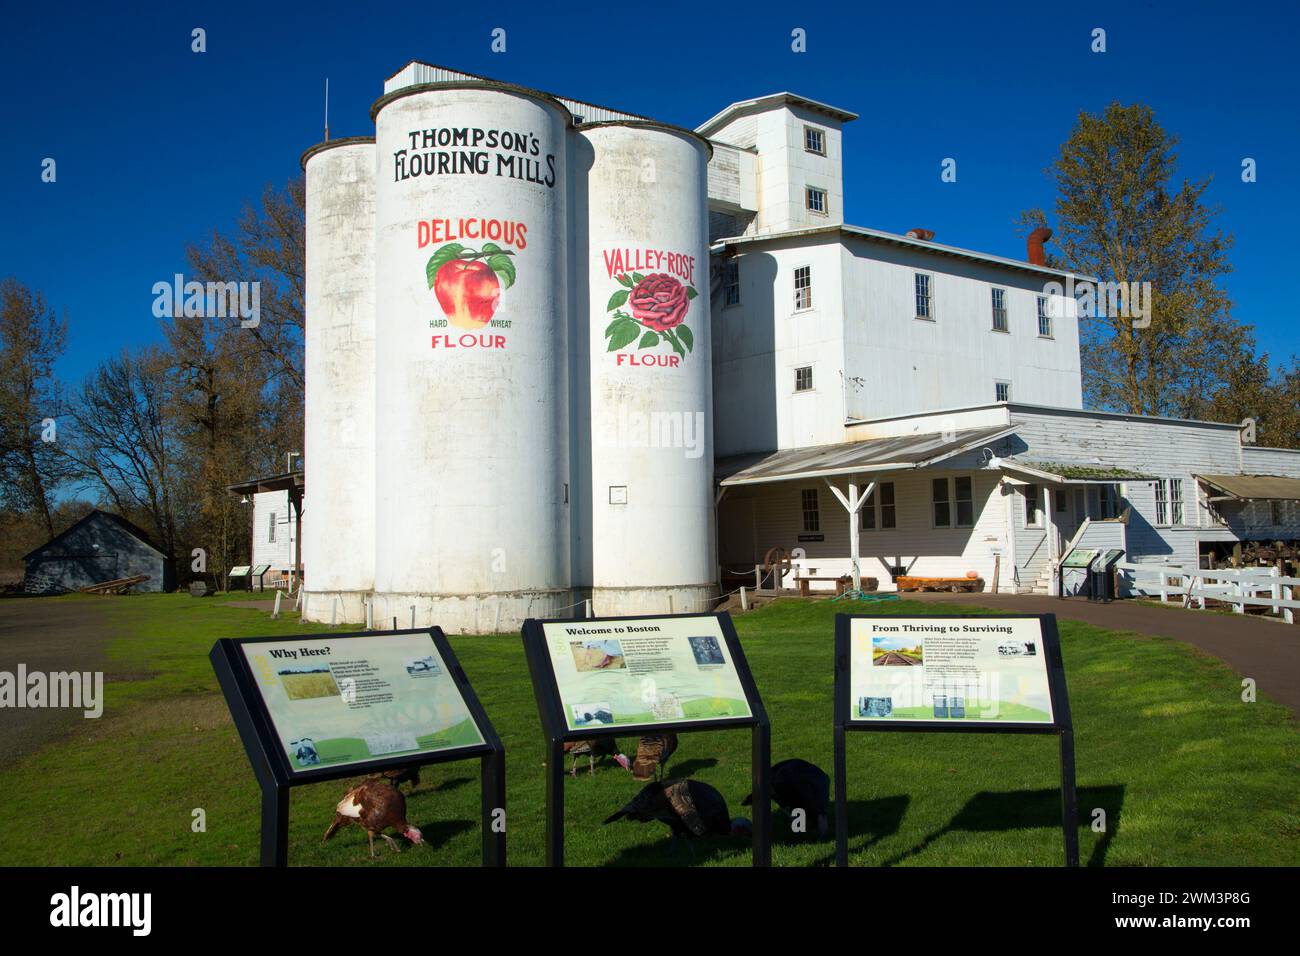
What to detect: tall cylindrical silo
<box><xmin>577</xmin><ymin>122</ymin><xmax>717</xmax><ymax>615</ymax></box>
<box><xmin>371</xmin><ymin>83</ymin><xmax>572</xmax><ymax>633</ymax></box>
<box><xmin>301</xmin><ymin>137</ymin><xmax>377</xmax><ymax>624</ymax></box>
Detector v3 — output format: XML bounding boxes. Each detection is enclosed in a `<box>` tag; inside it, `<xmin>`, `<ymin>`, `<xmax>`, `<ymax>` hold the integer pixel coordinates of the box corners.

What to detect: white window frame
<box><xmin>801</xmin><ymin>488</ymin><xmax>820</xmax><ymax>532</ymax></box>
<box><xmin>794</xmin><ymin>365</ymin><xmax>814</xmax><ymax>392</ymax></box>
<box><xmin>1025</xmin><ymin>484</ymin><xmax>1044</xmax><ymax>528</ymax></box>
<box><xmin>995</xmin><ymin>380</ymin><xmax>1011</xmax><ymax>403</ymax></box>
<box><xmin>1037</xmin><ymin>295</ymin><xmax>1053</xmax><ymax>338</ymax></box>
<box><xmin>1099</xmin><ymin>484</ymin><xmax>1122</xmax><ymax>521</ymax></box>
<box><xmin>932</xmin><ymin>477</ymin><xmax>953</xmax><ymax>528</ymax></box>
<box><xmin>991</xmin><ymin>287</ymin><xmax>1009</xmax><ymax>332</ymax></box>
<box><xmin>793</xmin><ymin>265</ymin><xmax>813</xmax><ymax>312</ymax></box>
<box><xmin>805</xmin><ymin>186</ymin><xmax>828</xmax><ymax>216</ymax></box>
<box><xmin>268</xmin><ymin>511</ymin><xmax>276</xmax><ymax>543</ymax></box>
<box><xmin>804</xmin><ymin>125</ymin><xmax>826</xmax><ymax>156</ymax></box>
<box><xmin>931</xmin><ymin>476</ymin><xmax>977</xmax><ymax>529</ymax></box>
<box><xmin>914</xmin><ymin>272</ymin><xmax>934</xmax><ymax>321</ymax></box>
<box><xmin>722</xmin><ymin>259</ymin><xmax>740</xmax><ymax>307</ymax></box>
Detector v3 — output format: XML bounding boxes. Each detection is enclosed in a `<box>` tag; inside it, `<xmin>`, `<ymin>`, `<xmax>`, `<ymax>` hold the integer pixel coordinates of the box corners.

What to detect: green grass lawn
<box><xmin>1</xmin><ymin>594</ymin><xmax>1296</xmax><ymax>866</ymax></box>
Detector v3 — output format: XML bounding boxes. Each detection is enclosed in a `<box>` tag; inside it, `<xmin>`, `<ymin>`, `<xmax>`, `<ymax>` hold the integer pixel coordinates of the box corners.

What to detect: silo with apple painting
<box><xmin>371</xmin><ymin>83</ymin><xmax>573</xmax><ymax>632</ymax></box>
<box><xmin>300</xmin><ymin>138</ymin><xmax>377</xmax><ymax>624</ymax></box>
<box><xmin>575</xmin><ymin>122</ymin><xmax>717</xmax><ymax>615</ymax></box>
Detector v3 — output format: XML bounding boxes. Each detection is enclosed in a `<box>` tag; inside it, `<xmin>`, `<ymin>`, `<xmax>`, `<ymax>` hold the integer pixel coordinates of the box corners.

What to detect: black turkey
<box><xmin>743</xmin><ymin>758</ymin><xmax>830</xmax><ymax>837</ymax></box>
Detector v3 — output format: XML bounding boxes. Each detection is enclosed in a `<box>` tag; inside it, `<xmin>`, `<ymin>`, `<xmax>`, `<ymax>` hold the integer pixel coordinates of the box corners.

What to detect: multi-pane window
<box><xmin>860</xmin><ymin>482</ymin><xmax>896</xmax><ymax>530</ymax></box>
<box><xmin>794</xmin><ymin>266</ymin><xmax>812</xmax><ymax>310</ymax></box>
<box><xmin>268</xmin><ymin>511</ymin><xmax>276</xmax><ymax>543</ymax></box>
<box><xmin>932</xmin><ymin>477</ymin><xmax>976</xmax><ymax>528</ymax></box>
<box><xmin>801</xmin><ymin>489</ymin><xmax>820</xmax><ymax>532</ymax></box>
<box><xmin>795</xmin><ymin>366</ymin><xmax>813</xmax><ymax>392</ymax></box>
<box><xmin>1025</xmin><ymin>484</ymin><xmax>1043</xmax><ymax>527</ymax></box>
<box><xmin>915</xmin><ymin>273</ymin><xmax>933</xmax><ymax>319</ymax></box>
<box><xmin>991</xmin><ymin>288</ymin><xmax>1008</xmax><ymax>332</ymax></box>
<box><xmin>955</xmin><ymin>476</ymin><xmax>975</xmax><ymax>527</ymax></box>
<box><xmin>723</xmin><ymin>259</ymin><xmax>740</xmax><ymax>306</ymax></box>
<box><xmin>806</xmin><ymin>186</ymin><xmax>827</xmax><ymax>214</ymax></box>
<box><xmin>1099</xmin><ymin>484</ymin><xmax>1121</xmax><ymax>520</ymax></box>
<box><xmin>880</xmin><ymin>482</ymin><xmax>896</xmax><ymax>528</ymax></box>
<box><xmin>1037</xmin><ymin>296</ymin><xmax>1052</xmax><ymax>337</ymax></box>
<box><xmin>995</xmin><ymin>380</ymin><xmax>1011</xmax><ymax>403</ymax></box>
<box><xmin>1271</xmin><ymin>500</ymin><xmax>1283</xmax><ymax>526</ymax></box>
<box><xmin>1155</xmin><ymin>479</ymin><xmax>1183</xmax><ymax>526</ymax></box>
<box><xmin>804</xmin><ymin>126</ymin><xmax>826</xmax><ymax>155</ymax></box>
<box><xmin>932</xmin><ymin>478</ymin><xmax>952</xmax><ymax>528</ymax></box>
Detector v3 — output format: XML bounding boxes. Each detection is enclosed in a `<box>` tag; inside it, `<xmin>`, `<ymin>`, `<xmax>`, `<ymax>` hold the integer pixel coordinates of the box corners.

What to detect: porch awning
<box><xmin>1196</xmin><ymin>473</ymin><xmax>1300</xmax><ymax>502</ymax></box>
<box><xmin>716</xmin><ymin>424</ymin><xmax>1016</xmax><ymax>487</ymax></box>
<box><xmin>226</xmin><ymin>470</ymin><xmax>304</xmax><ymax>496</ymax></box>
<box><xmin>1000</xmin><ymin>459</ymin><xmax>1156</xmax><ymax>484</ymax></box>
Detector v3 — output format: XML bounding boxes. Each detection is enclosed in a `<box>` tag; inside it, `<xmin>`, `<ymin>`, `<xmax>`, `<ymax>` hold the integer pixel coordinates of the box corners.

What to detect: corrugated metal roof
<box><xmin>717</xmin><ymin>425</ymin><xmax>1015</xmax><ymax>486</ymax></box>
<box><xmin>1197</xmin><ymin>474</ymin><xmax>1300</xmax><ymax>501</ymax></box>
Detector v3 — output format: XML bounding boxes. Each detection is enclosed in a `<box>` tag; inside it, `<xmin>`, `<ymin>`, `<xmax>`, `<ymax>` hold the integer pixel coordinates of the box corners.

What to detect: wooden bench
<box><xmin>796</xmin><ymin>575</ymin><xmax>853</xmax><ymax>597</ymax></box>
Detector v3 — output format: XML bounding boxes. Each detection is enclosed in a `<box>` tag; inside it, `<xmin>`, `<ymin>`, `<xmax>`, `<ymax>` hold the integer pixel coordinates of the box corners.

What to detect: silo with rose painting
<box><xmin>371</xmin><ymin>83</ymin><xmax>574</xmax><ymax>632</ymax></box>
<box><xmin>575</xmin><ymin>121</ymin><xmax>718</xmax><ymax>615</ymax></box>
<box><xmin>300</xmin><ymin>137</ymin><xmax>377</xmax><ymax>624</ymax></box>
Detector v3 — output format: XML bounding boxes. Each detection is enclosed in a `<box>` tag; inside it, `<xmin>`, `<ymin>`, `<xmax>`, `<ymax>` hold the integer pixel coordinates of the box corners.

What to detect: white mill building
<box><xmin>281</xmin><ymin>61</ymin><xmax>1300</xmax><ymax>631</ymax></box>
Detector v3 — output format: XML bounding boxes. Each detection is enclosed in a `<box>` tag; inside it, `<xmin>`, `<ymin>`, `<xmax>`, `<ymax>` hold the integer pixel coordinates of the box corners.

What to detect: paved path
<box><xmin>0</xmin><ymin>597</ymin><xmax>116</xmax><ymax>767</ymax></box>
<box><xmin>911</xmin><ymin>592</ymin><xmax>1300</xmax><ymax>716</ymax></box>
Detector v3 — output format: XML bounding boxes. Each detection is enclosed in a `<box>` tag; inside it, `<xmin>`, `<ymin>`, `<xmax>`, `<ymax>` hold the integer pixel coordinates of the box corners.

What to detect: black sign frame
<box><xmin>210</xmin><ymin>626</ymin><xmax>506</xmax><ymax>867</ymax></box>
<box><xmin>833</xmin><ymin>612</ymin><xmax>1077</xmax><ymax>867</ymax></box>
<box><xmin>522</xmin><ymin>611</ymin><xmax>771</xmax><ymax>867</ymax></box>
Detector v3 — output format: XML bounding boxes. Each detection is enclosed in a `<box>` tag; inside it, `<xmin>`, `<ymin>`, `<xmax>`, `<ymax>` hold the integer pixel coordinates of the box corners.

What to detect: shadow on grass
<box><xmin>662</xmin><ymin>758</ymin><xmax>718</xmax><ymax>778</ymax></box>
<box><xmin>877</xmin><ymin>785</ymin><xmax>1124</xmax><ymax>867</ymax></box>
<box><xmin>600</xmin><ymin>829</ymin><xmax>755</xmax><ymax>868</ymax></box>
<box><xmin>808</xmin><ymin>795</ymin><xmax>911</xmax><ymax>863</ymax></box>
<box><xmin>423</xmin><ymin>775</ymin><xmax>472</xmax><ymax>794</ymax></box>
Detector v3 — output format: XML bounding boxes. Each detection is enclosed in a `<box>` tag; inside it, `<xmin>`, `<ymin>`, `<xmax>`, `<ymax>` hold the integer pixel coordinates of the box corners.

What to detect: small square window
<box><xmin>806</xmin><ymin>187</ymin><xmax>828</xmax><ymax>215</ymax></box>
<box><xmin>804</xmin><ymin>126</ymin><xmax>826</xmax><ymax>155</ymax></box>
<box><xmin>991</xmin><ymin>288</ymin><xmax>1008</xmax><ymax>332</ymax></box>
<box><xmin>915</xmin><ymin>273</ymin><xmax>933</xmax><ymax>320</ymax></box>
<box><xmin>794</xmin><ymin>266</ymin><xmax>812</xmax><ymax>310</ymax></box>
<box><xmin>995</xmin><ymin>381</ymin><xmax>1011</xmax><ymax>403</ymax></box>
<box><xmin>609</xmin><ymin>486</ymin><xmax>628</xmax><ymax>505</ymax></box>
<box><xmin>1037</xmin><ymin>296</ymin><xmax>1053</xmax><ymax>337</ymax></box>
<box><xmin>722</xmin><ymin>259</ymin><xmax>740</xmax><ymax>306</ymax></box>
<box><xmin>794</xmin><ymin>366</ymin><xmax>813</xmax><ymax>392</ymax></box>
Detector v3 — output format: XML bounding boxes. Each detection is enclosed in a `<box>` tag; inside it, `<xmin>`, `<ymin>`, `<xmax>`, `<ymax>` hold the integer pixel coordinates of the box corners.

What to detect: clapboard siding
<box><xmin>719</xmin><ymin>469</ymin><xmax>1007</xmax><ymax>591</ymax></box>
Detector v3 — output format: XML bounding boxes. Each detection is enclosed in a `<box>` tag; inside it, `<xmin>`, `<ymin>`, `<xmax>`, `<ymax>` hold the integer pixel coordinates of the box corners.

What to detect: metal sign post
<box><xmin>834</xmin><ymin>612</ymin><xmax>1078</xmax><ymax>867</ymax></box>
<box><xmin>523</xmin><ymin>611</ymin><xmax>771</xmax><ymax>867</ymax></box>
<box><xmin>211</xmin><ymin>627</ymin><xmax>506</xmax><ymax>867</ymax></box>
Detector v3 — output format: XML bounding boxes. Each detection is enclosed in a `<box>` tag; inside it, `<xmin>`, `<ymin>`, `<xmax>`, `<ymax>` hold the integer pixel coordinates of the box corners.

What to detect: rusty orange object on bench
<box><xmin>895</xmin><ymin>575</ymin><xmax>985</xmax><ymax>593</ymax></box>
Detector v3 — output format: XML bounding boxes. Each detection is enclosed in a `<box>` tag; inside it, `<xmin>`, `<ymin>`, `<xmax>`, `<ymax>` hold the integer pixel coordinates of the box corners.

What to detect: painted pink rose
<box><xmin>629</xmin><ymin>273</ymin><xmax>689</xmax><ymax>332</ymax></box>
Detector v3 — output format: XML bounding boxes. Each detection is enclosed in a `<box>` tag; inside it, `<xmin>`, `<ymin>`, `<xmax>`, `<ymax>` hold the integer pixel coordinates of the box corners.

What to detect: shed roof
<box><xmin>717</xmin><ymin>425</ymin><xmax>1016</xmax><ymax>486</ymax></box>
<box><xmin>1196</xmin><ymin>474</ymin><xmax>1300</xmax><ymax>501</ymax></box>
<box><xmin>23</xmin><ymin>509</ymin><xmax>165</xmax><ymax>561</ymax></box>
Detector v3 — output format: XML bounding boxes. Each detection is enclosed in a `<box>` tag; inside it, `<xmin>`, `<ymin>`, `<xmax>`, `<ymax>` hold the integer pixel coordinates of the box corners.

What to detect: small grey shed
<box><xmin>23</xmin><ymin>510</ymin><xmax>173</xmax><ymax>594</ymax></box>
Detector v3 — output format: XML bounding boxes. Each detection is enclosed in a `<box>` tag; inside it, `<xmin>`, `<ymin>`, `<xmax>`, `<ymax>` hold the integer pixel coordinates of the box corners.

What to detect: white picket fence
<box><xmin>1116</xmin><ymin>561</ymin><xmax>1300</xmax><ymax>623</ymax></box>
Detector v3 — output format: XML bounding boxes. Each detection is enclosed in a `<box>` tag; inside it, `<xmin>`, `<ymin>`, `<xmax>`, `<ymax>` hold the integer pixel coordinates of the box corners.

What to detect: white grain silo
<box><xmin>371</xmin><ymin>83</ymin><xmax>573</xmax><ymax>632</ymax></box>
<box><xmin>575</xmin><ymin>122</ymin><xmax>717</xmax><ymax>615</ymax></box>
<box><xmin>301</xmin><ymin>137</ymin><xmax>377</xmax><ymax>624</ymax></box>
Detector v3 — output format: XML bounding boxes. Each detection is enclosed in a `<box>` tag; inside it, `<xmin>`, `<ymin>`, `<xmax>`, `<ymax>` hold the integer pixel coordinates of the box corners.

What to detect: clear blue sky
<box><xmin>3</xmin><ymin>0</ymin><xmax>1296</xmax><ymax>385</ymax></box>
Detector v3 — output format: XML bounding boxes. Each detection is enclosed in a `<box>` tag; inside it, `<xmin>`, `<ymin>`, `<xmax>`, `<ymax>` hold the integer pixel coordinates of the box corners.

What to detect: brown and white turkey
<box><xmin>563</xmin><ymin>736</ymin><xmax>630</xmax><ymax>776</ymax></box>
<box><xmin>322</xmin><ymin>779</ymin><xmax>423</xmax><ymax>858</ymax></box>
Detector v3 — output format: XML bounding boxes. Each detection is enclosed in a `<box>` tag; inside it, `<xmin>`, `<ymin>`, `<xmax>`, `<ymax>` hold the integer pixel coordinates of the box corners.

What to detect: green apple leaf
<box><xmin>638</xmin><ymin>330</ymin><xmax>660</xmax><ymax>349</ymax></box>
<box><xmin>685</xmin><ymin>286</ymin><xmax>698</xmax><ymax>299</ymax></box>
<box><xmin>607</xmin><ymin>321</ymin><xmax>640</xmax><ymax>352</ymax></box>
<box><xmin>480</xmin><ymin>242</ymin><xmax>503</xmax><ymax>256</ymax></box>
<box><xmin>426</xmin><ymin>243</ymin><xmax>466</xmax><ymax>288</ymax></box>
<box><xmin>606</xmin><ymin>288</ymin><xmax>630</xmax><ymax>311</ymax></box>
<box><xmin>487</xmin><ymin>254</ymin><xmax>516</xmax><ymax>289</ymax></box>
<box><xmin>617</xmin><ymin>274</ymin><xmax>634</xmax><ymax>288</ymax></box>
<box><xmin>676</xmin><ymin>324</ymin><xmax>694</xmax><ymax>352</ymax></box>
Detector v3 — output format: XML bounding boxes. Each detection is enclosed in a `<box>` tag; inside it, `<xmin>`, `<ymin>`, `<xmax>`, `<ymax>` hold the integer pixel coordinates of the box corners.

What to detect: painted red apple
<box><xmin>435</xmin><ymin>259</ymin><xmax>501</xmax><ymax>329</ymax></box>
